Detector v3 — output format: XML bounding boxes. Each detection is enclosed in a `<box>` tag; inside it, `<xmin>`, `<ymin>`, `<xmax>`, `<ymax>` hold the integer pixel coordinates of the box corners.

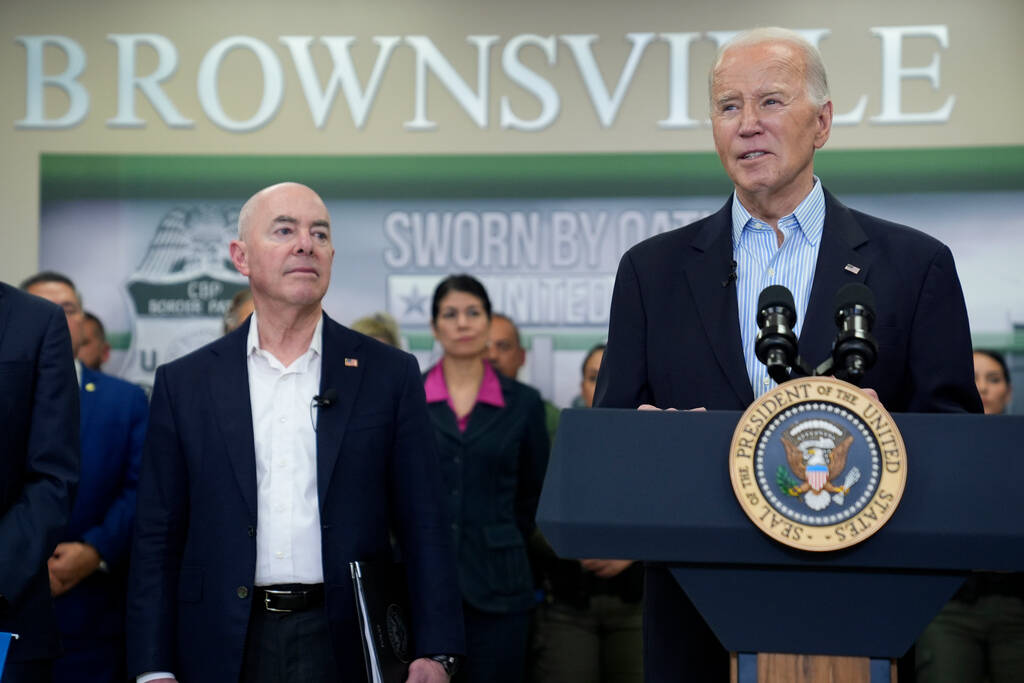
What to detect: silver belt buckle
<box><xmin>263</xmin><ymin>588</ymin><xmax>293</xmax><ymax>613</ymax></box>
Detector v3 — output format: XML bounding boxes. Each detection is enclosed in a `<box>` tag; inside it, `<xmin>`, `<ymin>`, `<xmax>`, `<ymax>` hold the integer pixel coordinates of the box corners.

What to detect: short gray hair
<box><xmin>710</xmin><ymin>27</ymin><xmax>830</xmax><ymax>107</ymax></box>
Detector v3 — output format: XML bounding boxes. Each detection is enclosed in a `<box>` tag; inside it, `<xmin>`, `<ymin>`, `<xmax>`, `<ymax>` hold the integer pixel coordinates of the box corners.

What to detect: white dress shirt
<box><xmin>247</xmin><ymin>312</ymin><xmax>325</xmax><ymax>586</ymax></box>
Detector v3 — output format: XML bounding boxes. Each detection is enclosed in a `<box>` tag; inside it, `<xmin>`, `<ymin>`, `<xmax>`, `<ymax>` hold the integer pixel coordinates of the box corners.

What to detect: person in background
<box><xmin>222</xmin><ymin>288</ymin><xmax>254</xmax><ymax>335</ymax></box>
<box><xmin>78</xmin><ymin>312</ymin><xmax>111</xmax><ymax>371</ymax></box>
<box><xmin>486</xmin><ymin>313</ymin><xmax>560</xmax><ymax>444</ymax></box>
<box><xmin>0</xmin><ymin>280</ymin><xmax>80</xmax><ymax>683</ymax></box>
<box><xmin>351</xmin><ymin>311</ymin><xmax>401</xmax><ymax>347</ymax></box>
<box><xmin>916</xmin><ymin>349</ymin><xmax>1022</xmax><ymax>683</ymax></box>
<box><xmin>21</xmin><ymin>272</ymin><xmax>147</xmax><ymax>683</ymax></box>
<box><xmin>424</xmin><ymin>275</ymin><xmax>550</xmax><ymax>683</ymax></box>
<box><xmin>531</xmin><ymin>343</ymin><xmax>643</xmax><ymax>683</ymax></box>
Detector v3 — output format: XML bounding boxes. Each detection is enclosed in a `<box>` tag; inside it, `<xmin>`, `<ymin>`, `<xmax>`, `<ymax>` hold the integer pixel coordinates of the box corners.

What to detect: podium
<box><xmin>537</xmin><ymin>408</ymin><xmax>1024</xmax><ymax>682</ymax></box>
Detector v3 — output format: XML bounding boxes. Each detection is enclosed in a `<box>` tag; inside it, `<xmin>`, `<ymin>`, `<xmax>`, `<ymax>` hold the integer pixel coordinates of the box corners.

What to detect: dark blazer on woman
<box><xmin>425</xmin><ymin>369</ymin><xmax>550</xmax><ymax>614</ymax></box>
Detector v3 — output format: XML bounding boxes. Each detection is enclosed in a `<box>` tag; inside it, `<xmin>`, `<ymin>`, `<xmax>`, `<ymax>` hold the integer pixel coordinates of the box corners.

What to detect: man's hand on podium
<box><xmin>637</xmin><ymin>404</ymin><xmax>706</xmax><ymax>412</ymax></box>
<box><xmin>579</xmin><ymin>559</ymin><xmax>634</xmax><ymax>579</ymax></box>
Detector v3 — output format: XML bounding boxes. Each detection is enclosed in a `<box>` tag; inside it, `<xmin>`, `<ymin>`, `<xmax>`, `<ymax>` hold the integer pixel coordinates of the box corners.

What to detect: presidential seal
<box><xmin>729</xmin><ymin>376</ymin><xmax>906</xmax><ymax>552</ymax></box>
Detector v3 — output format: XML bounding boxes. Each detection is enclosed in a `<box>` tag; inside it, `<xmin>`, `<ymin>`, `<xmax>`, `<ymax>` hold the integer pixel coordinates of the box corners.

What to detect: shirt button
<box><xmin>279</xmin><ymin>416</ymin><xmax>287</xmax><ymax>423</ymax></box>
<box><xmin>763</xmin><ymin>377</ymin><xmax>771</xmax><ymax>385</ymax></box>
<box><xmin>767</xmin><ymin>268</ymin><xmax>775</xmax><ymax>276</ymax></box>
<box><xmin>237</xmin><ymin>586</ymin><xmax>249</xmax><ymax>599</ymax></box>
<box><xmin>275</xmin><ymin>551</ymin><xmax>284</xmax><ymax>559</ymax></box>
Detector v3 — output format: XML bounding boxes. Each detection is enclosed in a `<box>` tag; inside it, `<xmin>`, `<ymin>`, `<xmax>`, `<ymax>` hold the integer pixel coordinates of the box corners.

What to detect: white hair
<box><xmin>710</xmin><ymin>27</ymin><xmax>830</xmax><ymax>107</ymax></box>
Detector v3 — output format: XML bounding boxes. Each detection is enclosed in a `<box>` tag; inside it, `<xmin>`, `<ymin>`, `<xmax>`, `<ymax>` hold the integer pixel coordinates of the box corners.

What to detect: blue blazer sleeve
<box><xmin>595</xmin><ymin>249</ymin><xmax>653</xmax><ymax>410</ymax></box>
<box><xmin>80</xmin><ymin>380</ymin><xmax>148</xmax><ymax>567</ymax></box>
<box><xmin>390</xmin><ymin>353</ymin><xmax>466</xmax><ymax>658</ymax></box>
<box><xmin>515</xmin><ymin>390</ymin><xmax>550</xmax><ymax>536</ymax></box>
<box><xmin>0</xmin><ymin>296</ymin><xmax>80</xmax><ymax>605</ymax></box>
<box><xmin>127</xmin><ymin>364</ymin><xmax>189</xmax><ymax>673</ymax></box>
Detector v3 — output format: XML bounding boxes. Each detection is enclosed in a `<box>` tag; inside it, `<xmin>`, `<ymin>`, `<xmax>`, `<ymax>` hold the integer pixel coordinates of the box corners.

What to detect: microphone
<box><xmin>755</xmin><ymin>285</ymin><xmax>799</xmax><ymax>385</ymax></box>
<box><xmin>831</xmin><ymin>283</ymin><xmax>877</xmax><ymax>385</ymax></box>
<box><xmin>312</xmin><ymin>388</ymin><xmax>338</xmax><ymax>409</ymax></box>
<box><xmin>721</xmin><ymin>260</ymin><xmax>738</xmax><ymax>288</ymax></box>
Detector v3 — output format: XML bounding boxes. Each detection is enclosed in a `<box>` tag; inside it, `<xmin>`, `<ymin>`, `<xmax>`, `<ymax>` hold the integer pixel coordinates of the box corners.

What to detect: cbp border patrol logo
<box><xmin>122</xmin><ymin>205</ymin><xmax>249</xmax><ymax>392</ymax></box>
<box><xmin>729</xmin><ymin>377</ymin><xmax>907</xmax><ymax>552</ymax></box>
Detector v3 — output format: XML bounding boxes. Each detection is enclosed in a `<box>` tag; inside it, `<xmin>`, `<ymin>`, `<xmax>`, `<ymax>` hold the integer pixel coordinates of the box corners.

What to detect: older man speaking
<box><xmin>595</xmin><ymin>27</ymin><xmax>980</xmax><ymax>682</ymax></box>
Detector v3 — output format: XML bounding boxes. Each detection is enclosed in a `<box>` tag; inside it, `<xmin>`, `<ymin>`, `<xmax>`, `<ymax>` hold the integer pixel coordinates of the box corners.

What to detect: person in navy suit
<box><xmin>0</xmin><ymin>281</ymin><xmax>80</xmax><ymax>683</ymax></box>
<box><xmin>127</xmin><ymin>182</ymin><xmax>464</xmax><ymax>683</ymax></box>
<box><xmin>595</xmin><ymin>27</ymin><xmax>982</xmax><ymax>682</ymax></box>
<box><xmin>22</xmin><ymin>272</ymin><xmax>147</xmax><ymax>683</ymax></box>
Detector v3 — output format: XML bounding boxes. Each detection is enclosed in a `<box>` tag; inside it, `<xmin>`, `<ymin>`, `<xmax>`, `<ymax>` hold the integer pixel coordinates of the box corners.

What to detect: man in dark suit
<box><xmin>127</xmin><ymin>182</ymin><xmax>464</xmax><ymax>683</ymax></box>
<box><xmin>0</xmin><ymin>282</ymin><xmax>80</xmax><ymax>683</ymax></box>
<box><xmin>595</xmin><ymin>27</ymin><xmax>981</xmax><ymax>682</ymax></box>
<box><xmin>22</xmin><ymin>272</ymin><xmax>148</xmax><ymax>683</ymax></box>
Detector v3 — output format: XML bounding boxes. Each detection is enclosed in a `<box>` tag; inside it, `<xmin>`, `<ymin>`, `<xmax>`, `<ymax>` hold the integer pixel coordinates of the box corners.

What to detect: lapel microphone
<box><xmin>313</xmin><ymin>388</ymin><xmax>338</xmax><ymax>408</ymax></box>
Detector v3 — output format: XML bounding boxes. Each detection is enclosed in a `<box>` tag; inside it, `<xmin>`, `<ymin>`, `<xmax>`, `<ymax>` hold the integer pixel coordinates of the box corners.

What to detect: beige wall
<box><xmin>3</xmin><ymin>0</ymin><xmax>1022</xmax><ymax>281</ymax></box>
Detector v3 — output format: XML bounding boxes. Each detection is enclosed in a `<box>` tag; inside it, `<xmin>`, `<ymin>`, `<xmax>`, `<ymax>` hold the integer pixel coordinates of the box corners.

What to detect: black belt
<box><xmin>255</xmin><ymin>584</ymin><xmax>325</xmax><ymax>613</ymax></box>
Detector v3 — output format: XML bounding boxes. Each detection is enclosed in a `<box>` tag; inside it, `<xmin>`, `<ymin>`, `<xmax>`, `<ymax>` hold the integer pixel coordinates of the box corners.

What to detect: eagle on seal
<box><xmin>780</xmin><ymin>419</ymin><xmax>859</xmax><ymax>511</ymax></box>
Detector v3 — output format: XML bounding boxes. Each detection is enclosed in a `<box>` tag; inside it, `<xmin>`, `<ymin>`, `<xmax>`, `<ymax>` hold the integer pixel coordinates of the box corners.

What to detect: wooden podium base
<box><xmin>730</xmin><ymin>653</ymin><xmax>897</xmax><ymax>683</ymax></box>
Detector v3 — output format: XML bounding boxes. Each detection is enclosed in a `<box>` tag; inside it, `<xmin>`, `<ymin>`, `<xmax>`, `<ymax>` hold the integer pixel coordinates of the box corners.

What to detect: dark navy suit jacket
<box><xmin>127</xmin><ymin>314</ymin><xmax>464</xmax><ymax>682</ymax></box>
<box><xmin>53</xmin><ymin>366</ymin><xmax>146</xmax><ymax>679</ymax></box>
<box><xmin>595</xmin><ymin>190</ymin><xmax>982</xmax><ymax>681</ymax></box>
<box><xmin>425</xmin><ymin>370</ymin><xmax>550</xmax><ymax>614</ymax></box>
<box><xmin>0</xmin><ymin>283</ymin><xmax>80</xmax><ymax>663</ymax></box>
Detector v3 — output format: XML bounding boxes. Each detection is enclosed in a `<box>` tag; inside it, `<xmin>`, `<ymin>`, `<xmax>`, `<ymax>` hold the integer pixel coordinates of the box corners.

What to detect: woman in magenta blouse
<box><xmin>423</xmin><ymin>274</ymin><xmax>550</xmax><ymax>683</ymax></box>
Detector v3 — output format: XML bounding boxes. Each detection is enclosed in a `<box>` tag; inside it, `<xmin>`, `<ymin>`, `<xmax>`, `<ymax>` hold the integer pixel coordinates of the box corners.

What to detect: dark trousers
<box><xmin>1</xmin><ymin>659</ymin><xmax>53</xmax><ymax>683</ymax></box>
<box><xmin>917</xmin><ymin>595</ymin><xmax>1024</xmax><ymax>683</ymax></box>
<box><xmin>531</xmin><ymin>595</ymin><xmax>643</xmax><ymax>683</ymax></box>
<box><xmin>642</xmin><ymin>566</ymin><xmax>727</xmax><ymax>683</ymax></box>
<box><xmin>239</xmin><ymin>601</ymin><xmax>338</xmax><ymax>683</ymax></box>
<box><xmin>53</xmin><ymin>634</ymin><xmax>124</xmax><ymax>683</ymax></box>
<box><xmin>455</xmin><ymin>603</ymin><xmax>530</xmax><ymax>683</ymax></box>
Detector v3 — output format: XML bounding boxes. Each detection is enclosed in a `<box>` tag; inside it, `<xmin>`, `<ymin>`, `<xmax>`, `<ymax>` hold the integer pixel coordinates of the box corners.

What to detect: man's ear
<box><xmin>229</xmin><ymin>240</ymin><xmax>250</xmax><ymax>276</ymax></box>
<box><xmin>814</xmin><ymin>100</ymin><xmax>833</xmax><ymax>149</ymax></box>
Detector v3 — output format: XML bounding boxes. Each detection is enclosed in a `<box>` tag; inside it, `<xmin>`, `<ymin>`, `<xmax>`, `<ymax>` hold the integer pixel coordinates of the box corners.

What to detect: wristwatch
<box><xmin>428</xmin><ymin>654</ymin><xmax>460</xmax><ymax>676</ymax></box>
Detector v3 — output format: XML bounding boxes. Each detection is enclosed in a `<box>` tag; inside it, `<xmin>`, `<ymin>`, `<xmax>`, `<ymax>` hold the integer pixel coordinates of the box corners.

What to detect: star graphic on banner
<box><xmin>401</xmin><ymin>286</ymin><xmax>429</xmax><ymax>315</ymax></box>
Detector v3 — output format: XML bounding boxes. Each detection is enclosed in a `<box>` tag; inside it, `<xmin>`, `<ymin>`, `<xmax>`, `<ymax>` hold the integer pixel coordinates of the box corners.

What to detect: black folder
<box><xmin>350</xmin><ymin>561</ymin><xmax>415</xmax><ymax>683</ymax></box>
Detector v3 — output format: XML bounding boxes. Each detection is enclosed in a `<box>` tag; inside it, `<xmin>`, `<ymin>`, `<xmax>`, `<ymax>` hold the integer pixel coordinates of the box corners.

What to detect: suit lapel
<box><xmin>79</xmin><ymin>366</ymin><xmax>96</xmax><ymax>433</ymax></box>
<box><xmin>799</xmin><ymin>190</ymin><xmax>873</xmax><ymax>368</ymax></box>
<box><xmin>315</xmin><ymin>316</ymin><xmax>364</xmax><ymax>512</ymax></box>
<box><xmin>427</xmin><ymin>399</ymin><xmax>463</xmax><ymax>443</ymax></box>
<box><xmin>209</xmin><ymin>323</ymin><xmax>259</xmax><ymax>522</ymax></box>
<box><xmin>684</xmin><ymin>200</ymin><xmax>755</xmax><ymax>406</ymax></box>
<box><xmin>462</xmin><ymin>376</ymin><xmax>515</xmax><ymax>446</ymax></box>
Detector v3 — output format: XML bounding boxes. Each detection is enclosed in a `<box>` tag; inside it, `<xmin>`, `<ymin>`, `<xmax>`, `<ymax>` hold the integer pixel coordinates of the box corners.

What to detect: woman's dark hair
<box><xmin>431</xmin><ymin>274</ymin><xmax>492</xmax><ymax>322</ymax></box>
<box><xmin>975</xmin><ymin>348</ymin><xmax>1011</xmax><ymax>387</ymax></box>
<box><xmin>581</xmin><ymin>342</ymin><xmax>607</xmax><ymax>376</ymax></box>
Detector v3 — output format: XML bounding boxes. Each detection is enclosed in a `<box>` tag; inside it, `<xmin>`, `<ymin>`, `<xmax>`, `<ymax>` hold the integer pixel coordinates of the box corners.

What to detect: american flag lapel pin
<box><xmin>345</xmin><ymin>357</ymin><xmax>359</xmax><ymax>367</ymax></box>
<box><xmin>844</xmin><ymin>264</ymin><xmax>861</xmax><ymax>275</ymax></box>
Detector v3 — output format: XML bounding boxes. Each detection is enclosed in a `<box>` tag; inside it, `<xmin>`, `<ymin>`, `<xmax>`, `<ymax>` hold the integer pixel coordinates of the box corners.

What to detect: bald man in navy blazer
<box><xmin>127</xmin><ymin>183</ymin><xmax>464</xmax><ymax>683</ymax></box>
<box><xmin>0</xmin><ymin>282</ymin><xmax>80</xmax><ymax>683</ymax></box>
<box><xmin>595</xmin><ymin>28</ymin><xmax>981</xmax><ymax>682</ymax></box>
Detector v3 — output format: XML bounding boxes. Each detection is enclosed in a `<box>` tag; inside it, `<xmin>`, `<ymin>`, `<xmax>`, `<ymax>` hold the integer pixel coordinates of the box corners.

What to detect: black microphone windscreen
<box><xmin>322</xmin><ymin>388</ymin><xmax>338</xmax><ymax>403</ymax></box>
<box><xmin>833</xmin><ymin>283</ymin><xmax>875</xmax><ymax>317</ymax></box>
<box><xmin>757</xmin><ymin>285</ymin><xmax>796</xmax><ymax>312</ymax></box>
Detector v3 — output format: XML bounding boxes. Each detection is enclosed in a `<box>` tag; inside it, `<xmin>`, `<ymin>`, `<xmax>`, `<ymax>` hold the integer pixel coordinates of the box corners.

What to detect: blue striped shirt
<box><xmin>733</xmin><ymin>178</ymin><xmax>825</xmax><ymax>398</ymax></box>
